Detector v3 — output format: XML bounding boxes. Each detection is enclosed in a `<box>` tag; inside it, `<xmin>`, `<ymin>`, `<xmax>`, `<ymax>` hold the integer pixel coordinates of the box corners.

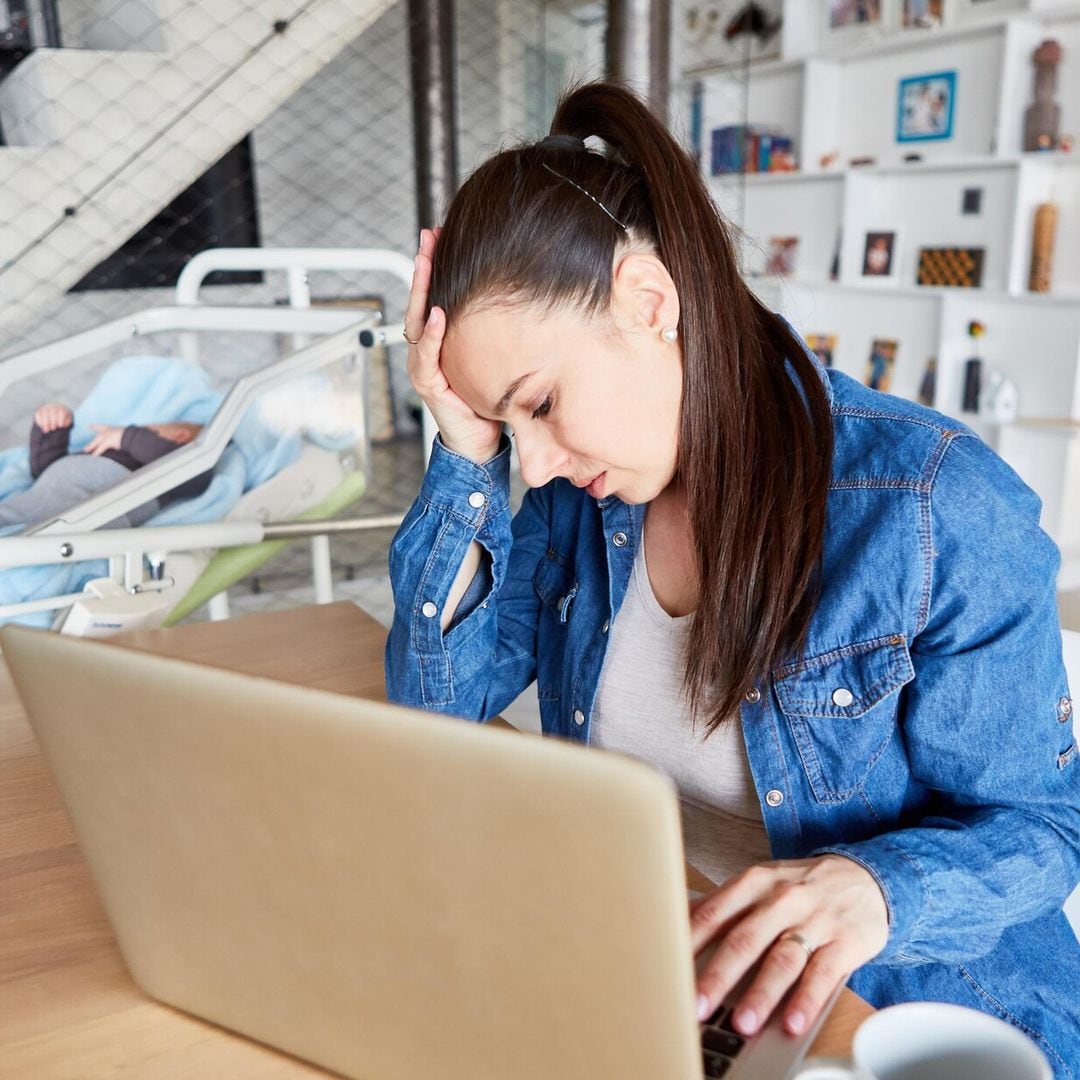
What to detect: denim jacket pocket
<box><xmin>773</xmin><ymin>634</ymin><xmax>915</xmax><ymax>804</ymax></box>
<box><xmin>533</xmin><ymin>549</ymin><xmax>578</xmax><ymax>625</ymax></box>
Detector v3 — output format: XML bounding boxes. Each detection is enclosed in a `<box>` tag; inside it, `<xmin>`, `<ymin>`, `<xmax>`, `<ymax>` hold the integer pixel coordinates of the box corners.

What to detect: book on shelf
<box><xmin>709</xmin><ymin>124</ymin><xmax>796</xmax><ymax>175</ymax></box>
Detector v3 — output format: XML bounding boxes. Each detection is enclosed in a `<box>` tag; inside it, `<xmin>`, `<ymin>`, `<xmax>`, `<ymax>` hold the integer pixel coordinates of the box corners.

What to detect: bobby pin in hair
<box><xmin>541</xmin><ymin>163</ymin><xmax>628</xmax><ymax>231</ymax></box>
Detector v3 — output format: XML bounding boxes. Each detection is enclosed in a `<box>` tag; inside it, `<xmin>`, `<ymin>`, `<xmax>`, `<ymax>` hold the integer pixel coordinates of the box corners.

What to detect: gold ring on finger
<box><xmin>779</xmin><ymin>931</ymin><xmax>815</xmax><ymax>961</ymax></box>
<box><xmin>403</xmin><ymin>328</ymin><xmax>422</xmax><ymax>346</ymax></box>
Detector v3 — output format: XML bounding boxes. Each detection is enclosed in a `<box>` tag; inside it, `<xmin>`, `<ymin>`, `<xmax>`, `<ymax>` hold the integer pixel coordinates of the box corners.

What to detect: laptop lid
<box><xmin>1</xmin><ymin>625</ymin><xmax>703</xmax><ymax>1080</ymax></box>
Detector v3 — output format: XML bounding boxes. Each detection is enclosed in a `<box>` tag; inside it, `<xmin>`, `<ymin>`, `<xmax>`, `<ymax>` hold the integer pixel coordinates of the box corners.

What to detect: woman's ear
<box><xmin>610</xmin><ymin>252</ymin><xmax>680</xmax><ymax>337</ymax></box>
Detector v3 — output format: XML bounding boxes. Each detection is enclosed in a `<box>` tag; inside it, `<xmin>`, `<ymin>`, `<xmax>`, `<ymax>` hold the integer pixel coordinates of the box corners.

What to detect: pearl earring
<box><xmin>661</xmin><ymin>326</ymin><xmax>678</xmax><ymax>343</ymax></box>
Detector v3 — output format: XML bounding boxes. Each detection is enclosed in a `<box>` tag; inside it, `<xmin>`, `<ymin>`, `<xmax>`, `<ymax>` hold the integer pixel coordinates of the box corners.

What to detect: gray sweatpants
<box><xmin>0</xmin><ymin>455</ymin><xmax>161</xmax><ymax>530</ymax></box>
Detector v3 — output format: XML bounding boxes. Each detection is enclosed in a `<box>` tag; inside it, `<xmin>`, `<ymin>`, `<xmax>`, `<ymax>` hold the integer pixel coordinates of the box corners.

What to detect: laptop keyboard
<box><xmin>700</xmin><ymin>1005</ymin><xmax>746</xmax><ymax>1077</ymax></box>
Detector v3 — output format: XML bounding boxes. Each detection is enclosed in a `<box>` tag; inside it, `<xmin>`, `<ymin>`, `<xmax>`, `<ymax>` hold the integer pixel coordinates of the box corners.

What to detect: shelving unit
<box><xmin>683</xmin><ymin>0</ymin><xmax>1080</xmax><ymax>586</ymax></box>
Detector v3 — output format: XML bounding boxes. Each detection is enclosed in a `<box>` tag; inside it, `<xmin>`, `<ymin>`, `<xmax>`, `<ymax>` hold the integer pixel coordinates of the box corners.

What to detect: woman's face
<box><xmin>439</xmin><ymin>252</ymin><xmax>684</xmax><ymax>505</ymax></box>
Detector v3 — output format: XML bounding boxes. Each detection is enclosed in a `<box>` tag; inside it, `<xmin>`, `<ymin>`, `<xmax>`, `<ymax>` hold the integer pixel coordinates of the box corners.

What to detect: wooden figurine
<box><xmin>1024</xmin><ymin>39</ymin><xmax>1063</xmax><ymax>152</ymax></box>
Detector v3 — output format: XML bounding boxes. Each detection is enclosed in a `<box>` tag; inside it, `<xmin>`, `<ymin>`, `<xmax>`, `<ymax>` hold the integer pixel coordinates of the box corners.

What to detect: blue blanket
<box><xmin>0</xmin><ymin>355</ymin><xmax>302</xmax><ymax>626</ymax></box>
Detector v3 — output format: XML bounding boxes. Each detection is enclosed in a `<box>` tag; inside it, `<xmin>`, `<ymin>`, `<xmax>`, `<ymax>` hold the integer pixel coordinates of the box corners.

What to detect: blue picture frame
<box><xmin>896</xmin><ymin>71</ymin><xmax>956</xmax><ymax>142</ymax></box>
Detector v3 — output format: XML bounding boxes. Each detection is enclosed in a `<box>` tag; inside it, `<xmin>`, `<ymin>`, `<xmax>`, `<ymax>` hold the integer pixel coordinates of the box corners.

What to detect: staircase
<box><xmin>0</xmin><ymin>0</ymin><xmax>397</xmax><ymax>342</ymax></box>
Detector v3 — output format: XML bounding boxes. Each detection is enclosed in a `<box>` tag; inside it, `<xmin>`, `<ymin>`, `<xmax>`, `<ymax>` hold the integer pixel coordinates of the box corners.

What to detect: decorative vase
<box><xmin>1029</xmin><ymin>201</ymin><xmax>1058</xmax><ymax>293</ymax></box>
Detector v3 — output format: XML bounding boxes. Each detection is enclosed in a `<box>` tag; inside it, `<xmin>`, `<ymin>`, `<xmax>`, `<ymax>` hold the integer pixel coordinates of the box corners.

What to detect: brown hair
<box><xmin>429</xmin><ymin>80</ymin><xmax>834</xmax><ymax>734</ymax></box>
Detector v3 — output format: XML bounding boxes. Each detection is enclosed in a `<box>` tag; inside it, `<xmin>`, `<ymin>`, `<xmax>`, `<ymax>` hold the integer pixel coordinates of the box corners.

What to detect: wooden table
<box><xmin>0</xmin><ymin>602</ymin><xmax>872</xmax><ymax>1077</ymax></box>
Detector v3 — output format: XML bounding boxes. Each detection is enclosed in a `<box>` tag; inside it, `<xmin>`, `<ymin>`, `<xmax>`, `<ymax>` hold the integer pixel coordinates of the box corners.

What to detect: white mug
<box><xmin>798</xmin><ymin>1001</ymin><xmax>1052</xmax><ymax>1080</ymax></box>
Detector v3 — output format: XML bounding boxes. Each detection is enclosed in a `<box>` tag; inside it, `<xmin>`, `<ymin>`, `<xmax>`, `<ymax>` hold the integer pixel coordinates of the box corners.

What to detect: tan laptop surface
<box><xmin>1</xmin><ymin>625</ymin><xmax>833</xmax><ymax>1080</ymax></box>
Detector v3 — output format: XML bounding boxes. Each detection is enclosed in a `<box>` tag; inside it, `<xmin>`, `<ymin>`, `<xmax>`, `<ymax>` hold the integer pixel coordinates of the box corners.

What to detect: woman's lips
<box><xmin>571</xmin><ymin>471</ymin><xmax>608</xmax><ymax>497</ymax></box>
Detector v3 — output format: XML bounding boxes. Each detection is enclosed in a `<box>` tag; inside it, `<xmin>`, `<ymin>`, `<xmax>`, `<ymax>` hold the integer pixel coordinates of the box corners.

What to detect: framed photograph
<box><xmin>866</xmin><ymin>338</ymin><xmax>898</xmax><ymax>393</ymax></box>
<box><xmin>915</xmin><ymin>246</ymin><xmax>986</xmax><ymax>288</ymax></box>
<box><xmin>825</xmin><ymin>0</ymin><xmax>894</xmax><ymax>47</ymax></box>
<box><xmin>828</xmin><ymin>0</ymin><xmax>884</xmax><ymax>29</ymax></box>
<box><xmin>862</xmin><ymin>230</ymin><xmax>899</xmax><ymax>280</ymax></box>
<box><xmin>897</xmin><ymin>71</ymin><xmax>956</xmax><ymax>142</ymax></box>
<box><xmin>806</xmin><ymin>333</ymin><xmax>837</xmax><ymax>369</ymax></box>
<box><xmin>901</xmin><ymin>0</ymin><xmax>944</xmax><ymax>28</ymax></box>
<box><xmin>765</xmin><ymin>235</ymin><xmax>800</xmax><ymax>277</ymax></box>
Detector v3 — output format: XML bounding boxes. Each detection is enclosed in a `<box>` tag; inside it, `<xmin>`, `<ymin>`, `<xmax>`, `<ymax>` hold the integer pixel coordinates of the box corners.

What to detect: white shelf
<box><xmin>683</xmin><ymin>56</ymin><xmax>804</xmax><ymax>80</ymax></box>
<box><xmin>710</xmin><ymin>170</ymin><xmax>843</xmax><ymax>185</ymax></box>
<box><xmin>847</xmin><ymin>155</ymin><xmax>1021</xmax><ymax>175</ymax></box>
<box><xmin>818</xmin><ymin>17</ymin><xmax>1008</xmax><ymax>63</ymax></box>
<box><xmin>967</xmin><ymin>416</ymin><xmax>1080</xmax><ymax>437</ymax></box>
<box><xmin>680</xmin><ymin>4</ymin><xmax>1080</xmax><ymax>79</ymax></box>
<box><xmin>1011</xmin><ymin>418</ymin><xmax>1080</xmax><ymax>434</ymax></box>
<box><xmin>694</xmin><ymin>0</ymin><xmax>1080</xmax><ymax>575</ymax></box>
<box><xmin>1021</xmin><ymin>150</ymin><xmax>1080</xmax><ymax>166</ymax></box>
<box><xmin>753</xmin><ymin>277</ymin><xmax>1080</xmax><ymax>309</ymax></box>
<box><xmin>710</xmin><ymin>155</ymin><xmax>1035</xmax><ymax>185</ymax></box>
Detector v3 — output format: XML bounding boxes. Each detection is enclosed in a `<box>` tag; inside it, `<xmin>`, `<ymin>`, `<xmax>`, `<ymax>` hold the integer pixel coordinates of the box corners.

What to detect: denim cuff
<box><xmin>419</xmin><ymin>432</ymin><xmax>512</xmax><ymax>528</ymax></box>
<box><xmin>810</xmin><ymin>837</ymin><xmax>928</xmax><ymax>964</ymax></box>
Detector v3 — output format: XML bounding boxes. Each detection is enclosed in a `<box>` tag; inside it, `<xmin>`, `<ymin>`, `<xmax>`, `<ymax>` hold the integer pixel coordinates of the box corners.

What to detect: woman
<box><xmin>385</xmin><ymin>81</ymin><xmax>1079</xmax><ymax>1072</ymax></box>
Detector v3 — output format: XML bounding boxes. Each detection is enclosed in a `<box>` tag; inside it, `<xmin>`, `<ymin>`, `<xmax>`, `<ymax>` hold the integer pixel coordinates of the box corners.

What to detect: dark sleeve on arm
<box><xmin>120</xmin><ymin>425</ymin><xmax>184</xmax><ymax>466</ymax></box>
<box><xmin>120</xmin><ymin>427</ymin><xmax>214</xmax><ymax>505</ymax></box>
<box><xmin>160</xmin><ymin>468</ymin><xmax>214</xmax><ymax>504</ymax></box>
<box><xmin>29</xmin><ymin>422</ymin><xmax>71</xmax><ymax>479</ymax></box>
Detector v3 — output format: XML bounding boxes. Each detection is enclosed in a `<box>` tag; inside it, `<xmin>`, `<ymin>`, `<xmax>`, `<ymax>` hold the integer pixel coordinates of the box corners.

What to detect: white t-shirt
<box><xmin>590</xmin><ymin>535</ymin><xmax>772</xmax><ymax>887</ymax></box>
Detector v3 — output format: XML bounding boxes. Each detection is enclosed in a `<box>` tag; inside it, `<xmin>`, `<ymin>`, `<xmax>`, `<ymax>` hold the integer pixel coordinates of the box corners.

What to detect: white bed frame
<box><xmin>0</xmin><ymin>247</ymin><xmax>417</xmax><ymax>626</ymax></box>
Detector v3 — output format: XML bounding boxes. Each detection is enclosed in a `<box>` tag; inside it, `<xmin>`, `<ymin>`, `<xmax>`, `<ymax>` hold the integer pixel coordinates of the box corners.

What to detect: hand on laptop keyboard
<box><xmin>689</xmin><ymin>855</ymin><xmax>889</xmax><ymax>1040</ymax></box>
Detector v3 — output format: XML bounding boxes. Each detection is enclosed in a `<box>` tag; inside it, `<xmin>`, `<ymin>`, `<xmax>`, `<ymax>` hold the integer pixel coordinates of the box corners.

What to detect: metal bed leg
<box><xmin>311</xmin><ymin>534</ymin><xmax>333</xmax><ymax>604</ymax></box>
<box><xmin>208</xmin><ymin>592</ymin><xmax>231</xmax><ymax>621</ymax></box>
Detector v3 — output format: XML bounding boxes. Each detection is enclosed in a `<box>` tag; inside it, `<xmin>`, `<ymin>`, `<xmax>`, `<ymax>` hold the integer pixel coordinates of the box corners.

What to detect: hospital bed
<box><xmin>0</xmin><ymin>247</ymin><xmax>417</xmax><ymax>633</ymax></box>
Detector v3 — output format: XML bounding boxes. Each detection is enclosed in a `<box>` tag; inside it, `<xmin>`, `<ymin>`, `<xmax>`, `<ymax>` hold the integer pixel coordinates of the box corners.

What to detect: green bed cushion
<box><xmin>163</xmin><ymin>469</ymin><xmax>367</xmax><ymax>625</ymax></box>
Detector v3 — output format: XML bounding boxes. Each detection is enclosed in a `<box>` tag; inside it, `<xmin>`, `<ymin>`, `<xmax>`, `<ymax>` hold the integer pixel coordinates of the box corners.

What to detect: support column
<box><xmin>606</xmin><ymin>0</ymin><xmax>672</xmax><ymax>123</ymax></box>
<box><xmin>406</xmin><ymin>0</ymin><xmax>460</xmax><ymax>461</ymax></box>
<box><xmin>406</xmin><ymin>0</ymin><xmax>460</xmax><ymax>230</ymax></box>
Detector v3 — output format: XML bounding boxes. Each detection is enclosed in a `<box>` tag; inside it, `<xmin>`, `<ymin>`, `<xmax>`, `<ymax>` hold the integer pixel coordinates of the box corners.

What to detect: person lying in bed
<box><xmin>0</xmin><ymin>402</ymin><xmax>213</xmax><ymax>530</ymax></box>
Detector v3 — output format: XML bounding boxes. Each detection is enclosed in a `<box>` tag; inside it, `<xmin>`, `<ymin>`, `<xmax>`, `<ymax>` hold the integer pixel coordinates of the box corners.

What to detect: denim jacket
<box><xmin>386</xmin><ymin>348</ymin><xmax>1080</xmax><ymax>1076</ymax></box>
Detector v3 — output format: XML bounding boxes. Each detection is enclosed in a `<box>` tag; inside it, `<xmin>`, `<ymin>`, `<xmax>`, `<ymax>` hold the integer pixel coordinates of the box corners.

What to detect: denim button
<box><xmin>832</xmin><ymin>687</ymin><xmax>854</xmax><ymax>707</ymax></box>
<box><xmin>421</xmin><ymin>601</ymin><xmax>437</xmax><ymax>618</ymax></box>
<box><xmin>601</xmin><ymin>620</ymin><xmax>610</xmax><ymax>633</ymax></box>
<box><xmin>745</xmin><ymin>687</ymin><xmax>761</xmax><ymax>703</ymax></box>
<box><xmin>468</xmin><ymin>491</ymin><xmax>486</xmax><ymax>508</ymax></box>
<box><xmin>1060</xmin><ymin>696</ymin><xmax>1073</xmax><ymax>719</ymax></box>
<box><xmin>612</xmin><ymin>531</ymin><xmax>628</xmax><ymax>547</ymax></box>
<box><xmin>573</xmin><ymin>709</ymin><xmax>585</xmax><ymax>725</ymax></box>
<box><xmin>765</xmin><ymin>789</ymin><xmax>784</xmax><ymax>807</ymax></box>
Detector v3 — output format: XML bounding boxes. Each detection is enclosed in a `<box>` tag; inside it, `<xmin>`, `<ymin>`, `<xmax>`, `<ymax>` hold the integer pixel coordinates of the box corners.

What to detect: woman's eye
<box><xmin>531</xmin><ymin>396</ymin><xmax>552</xmax><ymax>420</ymax></box>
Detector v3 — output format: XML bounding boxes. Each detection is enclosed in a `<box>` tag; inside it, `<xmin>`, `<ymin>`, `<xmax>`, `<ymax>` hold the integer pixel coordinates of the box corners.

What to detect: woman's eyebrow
<box><xmin>494</xmin><ymin>372</ymin><xmax>535</xmax><ymax>416</ymax></box>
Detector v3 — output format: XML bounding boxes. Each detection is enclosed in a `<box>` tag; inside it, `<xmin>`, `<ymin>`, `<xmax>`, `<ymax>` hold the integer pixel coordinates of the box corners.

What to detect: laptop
<box><xmin>1</xmin><ymin>625</ymin><xmax>839</xmax><ymax>1080</ymax></box>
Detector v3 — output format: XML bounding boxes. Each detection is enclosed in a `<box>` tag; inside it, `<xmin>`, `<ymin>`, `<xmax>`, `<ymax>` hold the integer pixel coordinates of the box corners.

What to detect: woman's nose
<box><xmin>514</xmin><ymin>429</ymin><xmax>567</xmax><ymax>489</ymax></box>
